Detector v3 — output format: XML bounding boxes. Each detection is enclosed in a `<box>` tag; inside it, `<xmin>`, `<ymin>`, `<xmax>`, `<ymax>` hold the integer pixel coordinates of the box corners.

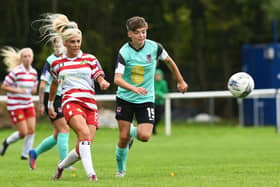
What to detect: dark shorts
<box><xmin>44</xmin><ymin>92</ymin><xmax>64</xmax><ymax>121</ymax></box>
<box><xmin>115</xmin><ymin>97</ymin><xmax>155</xmax><ymax>124</ymax></box>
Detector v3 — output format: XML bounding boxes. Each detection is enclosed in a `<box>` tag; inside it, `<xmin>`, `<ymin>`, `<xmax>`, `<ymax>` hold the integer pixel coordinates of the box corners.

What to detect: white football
<box><xmin>227</xmin><ymin>72</ymin><xmax>255</xmax><ymax>98</ymax></box>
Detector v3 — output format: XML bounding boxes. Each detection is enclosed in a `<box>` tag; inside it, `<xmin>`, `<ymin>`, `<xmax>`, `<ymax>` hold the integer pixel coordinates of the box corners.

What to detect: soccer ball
<box><xmin>227</xmin><ymin>72</ymin><xmax>255</xmax><ymax>98</ymax></box>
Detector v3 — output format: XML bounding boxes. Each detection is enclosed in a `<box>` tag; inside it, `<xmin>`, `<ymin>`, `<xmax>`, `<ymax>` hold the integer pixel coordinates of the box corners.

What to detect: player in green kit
<box><xmin>114</xmin><ymin>16</ymin><xmax>188</xmax><ymax>177</ymax></box>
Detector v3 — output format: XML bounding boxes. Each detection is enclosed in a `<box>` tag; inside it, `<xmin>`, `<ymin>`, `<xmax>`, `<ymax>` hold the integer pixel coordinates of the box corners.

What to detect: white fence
<box><xmin>165</xmin><ymin>89</ymin><xmax>279</xmax><ymax>135</ymax></box>
<box><xmin>0</xmin><ymin>89</ymin><xmax>279</xmax><ymax>135</ymax></box>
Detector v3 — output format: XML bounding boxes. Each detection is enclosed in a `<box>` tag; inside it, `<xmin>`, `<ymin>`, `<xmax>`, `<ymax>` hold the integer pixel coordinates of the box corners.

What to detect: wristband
<box><xmin>47</xmin><ymin>101</ymin><xmax>54</xmax><ymax>109</ymax></box>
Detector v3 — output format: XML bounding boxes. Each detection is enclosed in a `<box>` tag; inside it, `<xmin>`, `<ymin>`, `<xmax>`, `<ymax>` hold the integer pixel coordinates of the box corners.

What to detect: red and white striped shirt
<box><xmin>51</xmin><ymin>51</ymin><xmax>104</xmax><ymax>111</ymax></box>
<box><xmin>3</xmin><ymin>64</ymin><xmax>38</xmax><ymax>111</ymax></box>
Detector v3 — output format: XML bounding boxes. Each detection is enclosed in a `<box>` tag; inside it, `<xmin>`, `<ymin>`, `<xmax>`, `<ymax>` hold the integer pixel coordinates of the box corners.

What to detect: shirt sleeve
<box><xmin>3</xmin><ymin>71</ymin><xmax>16</xmax><ymax>86</ymax></box>
<box><xmin>33</xmin><ymin>70</ymin><xmax>39</xmax><ymax>87</ymax></box>
<box><xmin>40</xmin><ymin>62</ymin><xmax>51</xmax><ymax>82</ymax></box>
<box><xmin>157</xmin><ymin>43</ymin><xmax>169</xmax><ymax>61</ymax></box>
<box><xmin>92</xmin><ymin>59</ymin><xmax>105</xmax><ymax>80</ymax></box>
<box><xmin>115</xmin><ymin>53</ymin><xmax>125</xmax><ymax>74</ymax></box>
<box><xmin>50</xmin><ymin>62</ymin><xmax>58</xmax><ymax>81</ymax></box>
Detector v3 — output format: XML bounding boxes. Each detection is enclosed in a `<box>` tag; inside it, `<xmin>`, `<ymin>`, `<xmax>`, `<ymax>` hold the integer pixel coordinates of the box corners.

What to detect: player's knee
<box><xmin>120</xmin><ymin>134</ymin><xmax>130</xmax><ymax>142</ymax></box>
<box><xmin>78</xmin><ymin>131</ymin><xmax>91</xmax><ymax>140</ymax></box>
<box><xmin>19</xmin><ymin>131</ymin><xmax>27</xmax><ymax>138</ymax></box>
<box><xmin>27</xmin><ymin>129</ymin><xmax>35</xmax><ymax>134</ymax></box>
<box><xmin>137</xmin><ymin>133</ymin><xmax>151</xmax><ymax>142</ymax></box>
<box><xmin>59</xmin><ymin>125</ymin><xmax>69</xmax><ymax>133</ymax></box>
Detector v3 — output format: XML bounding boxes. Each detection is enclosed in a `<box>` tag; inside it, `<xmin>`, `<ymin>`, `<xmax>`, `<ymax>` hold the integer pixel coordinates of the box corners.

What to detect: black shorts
<box><xmin>44</xmin><ymin>92</ymin><xmax>64</xmax><ymax>121</ymax></box>
<box><xmin>115</xmin><ymin>97</ymin><xmax>155</xmax><ymax>124</ymax></box>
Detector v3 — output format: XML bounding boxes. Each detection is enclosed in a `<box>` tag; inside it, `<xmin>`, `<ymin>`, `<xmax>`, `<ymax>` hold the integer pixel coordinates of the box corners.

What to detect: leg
<box><xmin>54</xmin><ymin>114</ymin><xmax>97</xmax><ymax>180</ymax></box>
<box><xmin>29</xmin><ymin>133</ymin><xmax>57</xmax><ymax>169</ymax></box>
<box><xmin>70</xmin><ymin>115</ymin><xmax>97</xmax><ymax>178</ymax></box>
<box><xmin>153</xmin><ymin>104</ymin><xmax>162</xmax><ymax>134</ymax></box>
<box><xmin>22</xmin><ymin>117</ymin><xmax>36</xmax><ymax>159</ymax></box>
<box><xmin>137</xmin><ymin>123</ymin><xmax>153</xmax><ymax>142</ymax></box>
<box><xmin>29</xmin><ymin>126</ymin><xmax>58</xmax><ymax>169</ymax></box>
<box><xmin>53</xmin><ymin>117</ymin><xmax>69</xmax><ymax>161</ymax></box>
<box><xmin>0</xmin><ymin>120</ymin><xmax>27</xmax><ymax>156</ymax></box>
<box><xmin>116</xmin><ymin>120</ymin><xmax>131</xmax><ymax>176</ymax></box>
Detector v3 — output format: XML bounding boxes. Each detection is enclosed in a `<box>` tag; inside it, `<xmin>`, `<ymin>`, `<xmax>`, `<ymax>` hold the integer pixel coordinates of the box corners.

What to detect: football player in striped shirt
<box><xmin>40</xmin><ymin>13</ymin><xmax>110</xmax><ymax>181</ymax></box>
<box><xmin>114</xmin><ymin>16</ymin><xmax>188</xmax><ymax>177</ymax></box>
<box><xmin>0</xmin><ymin>47</ymin><xmax>38</xmax><ymax>160</ymax></box>
<box><xmin>28</xmin><ymin>36</ymin><xmax>72</xmax><ymax>170</ymax></box>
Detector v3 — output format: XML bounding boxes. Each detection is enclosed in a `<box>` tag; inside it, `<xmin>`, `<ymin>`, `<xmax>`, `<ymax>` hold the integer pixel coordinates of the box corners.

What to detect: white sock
<box><xmin>6</xmin><ymin>131</ymin><xmax>20</xmax><ymax>144</ymax></box>
<box><xmin>79</xmin><ymin>141</ymin><xmax>96</xmax><ymax>177</ymax></box>
<box><xmin>58</xmin><ymin>149</ymin><xmax>80</xmax><ymax>169</ymax></box>
<box><xmin>22</xmin><ymin>134</ymin><xmax>34</xmax><ymax>157</ymax></box>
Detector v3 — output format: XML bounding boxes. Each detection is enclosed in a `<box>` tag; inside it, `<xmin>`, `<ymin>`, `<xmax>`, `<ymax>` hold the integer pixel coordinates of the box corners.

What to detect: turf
<box><xmin>0</xmin><ymin>121</ymin><xmax>280</xmax><ymax>187</ymax></box>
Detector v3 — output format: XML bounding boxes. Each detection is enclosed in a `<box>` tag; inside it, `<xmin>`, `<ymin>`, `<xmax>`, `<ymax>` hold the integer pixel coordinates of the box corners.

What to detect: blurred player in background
<box><xmin>28</xmin><ymin>36</ymin><xmax>72</xmax><ymax>170</ymax></box>
<box><xmin>114</xmin><ymin>16</ymin><xmax>188</xmax><ymax>177</ymax></box>
<box><xmin>154</xmin><ymin>69</ymin><xmax>168</xmax><ymax>135</ymax></box>
<box><xmin>41</xmin><ymin>13</ymin><xmax>110</xmax><ymax>181</ymax></box>
<box><xmin>0</xmin><ymin>47</ymin><xmax>38</xmax><ymax>160</ymax></box>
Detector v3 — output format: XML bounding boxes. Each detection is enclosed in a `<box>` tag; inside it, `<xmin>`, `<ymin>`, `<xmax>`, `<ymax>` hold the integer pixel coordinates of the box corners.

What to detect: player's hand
<box><xmin>99</xmin><ymin>79</ymin><xmax>110</xmax><ymax>90</ymax></box>
<box><xmin>38</xmin><ymin>104</ymin><xmax>45</xmax><ymax>116</ymax></box>
<box><xmin>17</xmin><ymin>88</ymin><xmax>27</xmax><ymax>94</ymax></box>
<box><xmin>134</xmin><ymin>87</ymin><xmax>148</xmax><ymax>95</ymax></box>
<box><xmin>177</xmin><ymin>81</ymin><xmax>188</xmax><ymax>93</ymax></box>
<box><xmin>48</xmin><ymin>107</ymin><xmax>57</xmax><ymax>119</ymax></box>
<box><xmin>31</xmin><ymin>86</ymin><xmax>37</xmax><ymax>94</ymax></box>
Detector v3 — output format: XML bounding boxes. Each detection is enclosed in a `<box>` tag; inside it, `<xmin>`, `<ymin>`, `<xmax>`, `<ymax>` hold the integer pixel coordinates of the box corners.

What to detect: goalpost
<box><xmin>0</xmin><ymin>89</ymin><xmax>279</xmax><ymax>135</ymax></box>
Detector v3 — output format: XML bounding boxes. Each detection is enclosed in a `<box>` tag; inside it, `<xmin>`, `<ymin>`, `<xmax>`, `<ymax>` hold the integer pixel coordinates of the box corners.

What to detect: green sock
<box><xmin>129</xmin><ymin>125</ymin><xmax>137</xmax><ymax>138</ymax></box>
<box><xmin>35</xmin><ymin>135</ymin><xmax>57</xmax><ymax>156</ymax></box>
<box><xmin>116</xmin><ymin>145</ymin><xmax>129</xmax><ymax>172</ymax></box>
<box><xmin>57</xmin><ymin>133</ymin><xmax>69</xmax><ymax>161</ymax></box>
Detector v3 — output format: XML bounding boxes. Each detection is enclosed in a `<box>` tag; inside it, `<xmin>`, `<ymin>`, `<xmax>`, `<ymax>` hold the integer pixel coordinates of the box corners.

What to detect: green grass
<box><xmin>1</xmin><ymin>121</ymin><xmax>280</xmax><ymax>187</ymax></box>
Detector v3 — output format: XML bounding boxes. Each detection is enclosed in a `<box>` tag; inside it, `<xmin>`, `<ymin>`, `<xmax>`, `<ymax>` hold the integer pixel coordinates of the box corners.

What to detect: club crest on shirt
<box><xmin>18</xmin><ymin>114</ymin><xmax>23</xmax><ymax>119</ymax></box>
<box><xmin>80</xmin><ymin>60</ymin><xmax>88</xmax><ymax>65</ymax></box>
<box><xmin>146</xmin><ymin>54</ymin><xmax>152</xmax><ymax>63</ymax></box>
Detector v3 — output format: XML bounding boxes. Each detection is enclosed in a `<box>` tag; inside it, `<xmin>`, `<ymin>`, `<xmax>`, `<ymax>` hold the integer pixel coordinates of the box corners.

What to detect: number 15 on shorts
<box><xmin>147</xmin><ymin>107</ymin><xmax>155</xmax><ymax>121</ymax></box>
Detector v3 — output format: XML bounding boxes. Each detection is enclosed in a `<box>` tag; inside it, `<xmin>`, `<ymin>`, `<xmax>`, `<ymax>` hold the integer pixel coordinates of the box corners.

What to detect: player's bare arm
<box><xmin>38</xmin><ymin>80</ymin><xmax>47</xmax><ymax>115</ymax></box>
<box><xmin>1</xmin><ymin>83</ymin><xmax>27</xmax><ymax>94</ymax></box>
<box><xmin>96</xmin><ymin>75</ymin><xmax>110</xmax><ymax>90</ymax></box>
<box><xmin>48</xmin><ymin>79</ymin><xmax>58</xmax><ymax>118</ymax></box>
<box><xmin>164</xmin><ymin>56</ymin><xmax>188</xmax><ymax>93</ymax></box>
<box><xmin>114</xmin><ymin>73</ymin><xmax>147</xmax><ymax>95</ymax></box>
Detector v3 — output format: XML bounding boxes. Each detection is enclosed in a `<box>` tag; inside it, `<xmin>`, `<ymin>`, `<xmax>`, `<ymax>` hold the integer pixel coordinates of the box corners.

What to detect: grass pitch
<box><xmin>0</xmin><ymin>121</ymin><xmax>280</xmax><ymax>187</ymax></box>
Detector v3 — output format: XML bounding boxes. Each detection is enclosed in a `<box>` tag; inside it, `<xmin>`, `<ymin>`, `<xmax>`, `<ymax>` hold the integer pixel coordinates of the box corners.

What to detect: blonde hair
<box><xmin>37</xmin><ymin>13</ymin><xmax>81</xmax><ymax>44</ymax></box>
<box><xmin>0</xmin><ymin>47</ymin><xmax>33</xmax><ymax>72</ymax></box>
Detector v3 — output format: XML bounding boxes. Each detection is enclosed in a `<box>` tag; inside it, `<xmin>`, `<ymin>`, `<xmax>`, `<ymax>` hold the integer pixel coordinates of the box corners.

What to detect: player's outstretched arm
<box><xmin>164</xmin><ymin>56</ymin><xmax>188</xmax><ymax>93</ymax></box>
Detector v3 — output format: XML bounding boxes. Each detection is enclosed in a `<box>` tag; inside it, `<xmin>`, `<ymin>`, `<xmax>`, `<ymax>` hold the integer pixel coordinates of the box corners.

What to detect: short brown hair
<box><xmin>126</xmin><ymin>16</ymin><xmax>148</xmax><ymax>31</ymax></box>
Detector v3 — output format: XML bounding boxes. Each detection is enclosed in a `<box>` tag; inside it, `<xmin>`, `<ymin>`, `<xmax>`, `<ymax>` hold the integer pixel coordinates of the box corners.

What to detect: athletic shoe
<box><xmin>128</xmin><ymin>137</ymin><xmax>134</xmax><ymax>149</ymax></box>
<box><xmin>116</xmin><ymin>171</ymin><xmax>126</xmax><ymax>177</ymax></box>
<box><xmin>89</xmin><ymin>174</ymin><xmax>98</xmax><ymax>181</ymax></box>
<box><xmin>28</xmin><ymin>149</ymin><xmax>37</xmax><ymax>169</ymax></box>
<box><xmin>52</xmin><ymin>167</ymin><xmax>64</xmax><ymax>180</ymax></box>
<box><xmin>0</xmin><ymin>139</ymin><xmax>9</xmax><ymax>156</ymax></box>
<box><xmin>20</xmin><ymin>155</ymin><xmax>28</xmax><ymax>160</ymax></box>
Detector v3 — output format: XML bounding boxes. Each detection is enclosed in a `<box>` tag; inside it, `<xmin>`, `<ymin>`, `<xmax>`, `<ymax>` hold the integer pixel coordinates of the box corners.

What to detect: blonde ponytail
<box><xmin>37</xmin><ymin>13</ymin><xmax>81</xmax><ymax>44</ymax></box>
<box><xmin>0</xmin><ymin>46</ymin><xmax>21</xmax><ymax>72</ymax></box>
